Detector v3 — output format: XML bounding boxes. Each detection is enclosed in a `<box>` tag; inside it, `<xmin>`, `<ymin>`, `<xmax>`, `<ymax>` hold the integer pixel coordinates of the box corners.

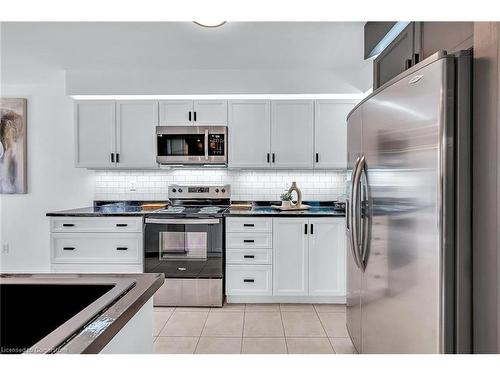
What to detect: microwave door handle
<box><xmin>204</xmin><ymin>129</ymin><xmax>209</xmax><ymax>160</ymax></box>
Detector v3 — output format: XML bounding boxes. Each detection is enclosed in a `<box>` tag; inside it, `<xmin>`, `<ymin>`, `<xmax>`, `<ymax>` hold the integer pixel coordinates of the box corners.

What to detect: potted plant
<box><xmin>280</xmin><ymin>191</ymin><xmax>294</xmax><ymax>209</ymax></box>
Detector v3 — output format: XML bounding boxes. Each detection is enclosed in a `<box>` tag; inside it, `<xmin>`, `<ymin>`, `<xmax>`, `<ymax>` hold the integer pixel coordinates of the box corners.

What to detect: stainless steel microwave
<box><xmin>156</xmin><ymin>126</ymin><xmax>227</xmax><ymax>165</ymax></box>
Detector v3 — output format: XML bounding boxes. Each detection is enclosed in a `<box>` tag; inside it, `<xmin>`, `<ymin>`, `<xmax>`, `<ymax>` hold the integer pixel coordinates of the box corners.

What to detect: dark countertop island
<box><xmin>0</xmin><ymin>273</ymin><xmax>164</xmax><ymax>354</ymax></box>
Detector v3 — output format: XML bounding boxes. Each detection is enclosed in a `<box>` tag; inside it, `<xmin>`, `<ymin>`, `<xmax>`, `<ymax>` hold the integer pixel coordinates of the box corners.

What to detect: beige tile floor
<box><xmin>153</xmin><ymin>303</ymin><xmax>357</xmax><ymax>354</ymax></box>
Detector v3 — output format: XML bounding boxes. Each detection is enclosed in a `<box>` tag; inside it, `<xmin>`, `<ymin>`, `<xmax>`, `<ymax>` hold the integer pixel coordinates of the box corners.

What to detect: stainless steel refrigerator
<box><xmin>346</xmin><ymin>50</ymin><xmax>472</xmax><ymax>354</ymax></box>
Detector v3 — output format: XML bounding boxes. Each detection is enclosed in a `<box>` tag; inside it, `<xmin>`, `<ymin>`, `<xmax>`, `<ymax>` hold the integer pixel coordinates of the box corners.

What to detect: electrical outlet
<box><xmin>2</xmin><ymin>243</ymin><xmax>9</xmax><ymax>254</ymax></box>
<box><xmin>129</xmin><ymin>182</ymin><xmax>136</xmax><ymax>192</ymax></box>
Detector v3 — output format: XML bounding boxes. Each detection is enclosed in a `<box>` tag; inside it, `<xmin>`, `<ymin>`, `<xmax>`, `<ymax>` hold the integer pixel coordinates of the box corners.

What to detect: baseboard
<box><xmin>226</xmin><ymin>295</ymin><xmax>346</xmax><ymax>304</ymax></box>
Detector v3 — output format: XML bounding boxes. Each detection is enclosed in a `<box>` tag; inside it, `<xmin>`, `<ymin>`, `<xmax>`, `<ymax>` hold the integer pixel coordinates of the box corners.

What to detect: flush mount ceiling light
<box><xmin>193</xmin><ymin>21</ymin><xmax>226</xmax><ymax>28</ymax></box>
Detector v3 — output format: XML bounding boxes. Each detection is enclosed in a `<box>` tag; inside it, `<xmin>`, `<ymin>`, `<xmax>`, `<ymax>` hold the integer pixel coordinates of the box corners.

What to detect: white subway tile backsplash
<box><xmin>94</xmin><ymin>169</ymin><xmax>346</xmax><ymax>201</ymax></box>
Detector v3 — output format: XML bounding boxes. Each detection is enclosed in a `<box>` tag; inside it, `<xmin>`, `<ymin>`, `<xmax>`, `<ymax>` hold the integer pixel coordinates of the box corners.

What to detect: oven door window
<box><xmin>160</xmin><ymin>229</ymin><xmax>207</xmax><ymax>260</ymax></box>
<box><xmin>157</xmin><ymin>134</ymin><xmax>205</xmax><ymax>157</ymax></box>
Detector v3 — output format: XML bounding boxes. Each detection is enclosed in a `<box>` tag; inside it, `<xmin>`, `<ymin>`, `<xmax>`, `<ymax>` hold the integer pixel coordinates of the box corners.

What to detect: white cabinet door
<box><xmin>272</xmin><ymin>218</ymin><xmax>309</xmax><ymax>296</ymax></box>
<box><xmin>314</xmin><ymin>100</ymin><xmax>356</xmax><ymax>169</ymax></box>
<box><xmin>308</xmin><ymin>218</ymin><xmax>346</xmax><ymax>296</ymax></box>
<box><xmin>75</xmin><ymin>101</ymin><xmax>116</xmax><ymax>168</ymax></box>
<box><xmin>159</xmin><ymin>100</ymin><xmax>193</xmax><ymax>126</ymax></box>
<box><xmin>193</xmin><ymin>100</ymin><xmax>227</xmax><ymax>125</ymax></box>
<box><xmin>116</xmin><ymin>101</ymin><xmax>158</xmax><ymax>169</ymax></box>
<box><xmin>228</xmin><ymin>100</ymin><xmax>271</xmax><ymax>168</ymax></box>
<box><xmin>271</xmin><ymin>100</ymin><xmax>314</xmax><ymax>168</ymax></box>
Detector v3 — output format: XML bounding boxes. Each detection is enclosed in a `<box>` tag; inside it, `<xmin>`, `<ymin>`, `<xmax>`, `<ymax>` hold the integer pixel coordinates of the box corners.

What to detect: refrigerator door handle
<box><xmin>349</xmin><ymin>156</ymin><xmax>363</xmax><ymax>270</ymax></box>
<box><xmin>359</xmin><ymin>156</ymin><xmax>371</xmax><ymax>267</ymax></box>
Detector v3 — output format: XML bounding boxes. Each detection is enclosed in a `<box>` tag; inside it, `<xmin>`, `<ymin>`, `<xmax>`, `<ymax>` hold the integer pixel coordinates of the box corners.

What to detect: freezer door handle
<box><xmin>348</xmin><ymin>156</ymin><xmax>363</xmax><ymax>270</ymax></box>
<box><xmin>359</xmin><ymin>156</ymin><xmax>371</xmax><ymax>266</ymax></box>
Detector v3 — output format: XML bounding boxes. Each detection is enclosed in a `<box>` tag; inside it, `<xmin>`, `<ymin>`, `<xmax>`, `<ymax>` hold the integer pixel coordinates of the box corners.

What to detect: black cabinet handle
<box><xmin>243</xmin><ymin>239</ymin><xmax>255</xmax><ymax>243</ymax></box>
<box><xmin>267</xmin><ymin>153</ymin><xmax>270</xmax><ymax>163</ymax></box>
<box><xmin>310</xmin><ymin>224</ymin><xmax>314</xmax><ymax>235</ymax></box>
<box><xmin>111</xmin><ymin>153</ymin><xmax>115</xmax><ymax>163</ymax></box>
<box><xmin>272</xmin><ymin>153</ymin><xmax>275</xmax><ymax>163</ymax></box>
<box><xmin>194</xmin><ymin>112</ymin><xmax>197</xmax><ymax>122</ymax></box>
<box><xmin>304</xmin><ymin>223</ymin><xmax>308</xmax><ymax>235</ymax></box>
<box><xmin>62</xmin><ymin>223</ymin><xmax>75</xmax><ymax>227</ymax></box>
<box><xmin>116</xmin><ymin>247</ymin><xmax>128</xmax><ymax>251</ymax></box>
<box><xmin>63</xmin><ymin>247</ymin><xmax>75</xmax><ymax>251</ymax></box>
<box><xmin>116</xmin><ymin>223</ymin><xmax>128</xmax><ymax>227</ymax></box>
<box><xmin>116</xmin><ymin>153</ymin><xmax>120</xmax><ymax>163</ymax></box>
<box><xmin>405</xmin><ymin>58</ymin><xmax>412</xmax><ymax>70</ymax></box>
<box><xmin>316</xmin><ymin>153</ymin><xmax>319</xmax><ymax>163</ymax></box>
<box><xmin>244</xmin><ymin>255</ymin><xmax>255</xmax><ymax>259</ymax></box>
<box><xmin>243</xmin><ymin>279</ymin><xmax>255</xmax><ymax>283</ymax></box>
<box><xmin>189</xmin><ymin>111</ymin><xmax>192</xmax><ymax>121</ymax></box>
<box><xmin>243</xmin><ymin>224</ymin><xmax>255</xmax><ymax>227</ymax></box>
<box><xmin>413</xmin><ymin>53</ymin><xmax>420</xmax><ymax>64</ymax></box>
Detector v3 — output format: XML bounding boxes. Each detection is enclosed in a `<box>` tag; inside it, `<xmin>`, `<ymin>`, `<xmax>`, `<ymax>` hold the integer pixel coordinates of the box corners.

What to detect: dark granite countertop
<box><xmin>0</xmin><ymin>273</ymin><xmax>164</xmax><ymax>354</ymax></box>
<box><xmin>226</xmin><ymin>201</ymin><xmax>345</xmax><ymax>217</ymax></box>
<box><xmin>46</xmin><ymin>201</ymin><xmax>167</xmax><ymax>217</ymax></box>
<box><xmin>47</xmin><ymin>201</ymin><xmax>345</xmax><ymax>218</ymax></box>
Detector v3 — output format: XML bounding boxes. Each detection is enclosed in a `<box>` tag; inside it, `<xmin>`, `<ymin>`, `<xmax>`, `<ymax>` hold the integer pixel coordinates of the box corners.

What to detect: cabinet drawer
<box><xmin>51</xmin><ymin>233</ymin><xmax>142</xmax><ymax>264</ymax></box>
<box><xmin>50</xmin><ymin>217</ymin><xmax>143</xmax><ymax>233</ymax></box>
<box><xmin>226</xmin><ymin>232</ymin><xmax>272</xmax><ymax>249</ymax></box>
<box><xmin>226</xmin><ymin>217</ymin><xmax>272</xmax><ymax>233</ymax></box>
<box><xmin>226</xmin><ymin>265</ymin><xmax>272</xmax><ymax>296</ymax></box>
<box><xmin>226</xmin><ymin>248</ymin><xmax>272</xmax><ymax>265</ymax></box>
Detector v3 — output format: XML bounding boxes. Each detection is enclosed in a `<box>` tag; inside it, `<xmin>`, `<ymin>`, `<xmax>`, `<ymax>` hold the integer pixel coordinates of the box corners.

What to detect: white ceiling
<box><xmin>0</xmin><ymin>22</ymin><xmax>372</xmax><ymax>91</ymax></box>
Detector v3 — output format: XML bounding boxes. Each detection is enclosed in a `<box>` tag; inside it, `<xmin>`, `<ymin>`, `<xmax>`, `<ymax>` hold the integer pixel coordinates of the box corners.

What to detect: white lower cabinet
<box><xmin>272</xmin><ymin>218</ymin><xmax>309</xmax><ymax>296</ymax></box>
<box><xmin>225</xmin><ymin>216</ymin><xmax>346</xmax><ymax>303</ymax></box>
<box><xmin>226</xmin><ymin>265</ymin><xmax>272</xmax><ymax>296</ymax></box>
<box><xmin>308</xmin><ymin>218</ymin><xmax>346</xmax><ymax>296</ymax></box>
<box><xmin>49</xmin><ymin>217</ymin><xmax>143</xmax><ymax>273</ymax></box>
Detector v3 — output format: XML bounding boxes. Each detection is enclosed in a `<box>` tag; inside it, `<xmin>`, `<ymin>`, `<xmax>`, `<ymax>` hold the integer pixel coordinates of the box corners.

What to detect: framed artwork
<box><xmin>0</xmin><ymin>98</ymin><xmax>27</xmax><ymax>194</ymax></box>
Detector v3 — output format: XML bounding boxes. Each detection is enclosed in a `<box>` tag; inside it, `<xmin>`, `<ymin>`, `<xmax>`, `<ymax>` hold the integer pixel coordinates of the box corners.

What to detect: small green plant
<box><xmin>280</xmin><ymin>191</ymin><xmax>293</xmax><ymax>201</ymax></box>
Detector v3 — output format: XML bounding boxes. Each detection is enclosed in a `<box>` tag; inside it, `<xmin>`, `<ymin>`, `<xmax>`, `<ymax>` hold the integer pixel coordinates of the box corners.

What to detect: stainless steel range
<box><xmin>144</xmin><ymin>184</ymin><xmax>230</xmax><ymax>307</ymax></box>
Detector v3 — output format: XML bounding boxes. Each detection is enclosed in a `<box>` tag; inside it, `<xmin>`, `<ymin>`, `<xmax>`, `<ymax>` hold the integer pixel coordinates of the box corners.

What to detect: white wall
<box><xmin>65</xmin><ymin>68</ymin><xmax>370</xmax><ymax>95</ymax></box>
<box><xmin>94</xmin><ymin>169</ymin><xmax>346</xmax><ymax>202</ymax></box>
<box><xmin>0</xmin><ymin>72</ymin><xmax>94</xmax><ymax>272</ymax></box>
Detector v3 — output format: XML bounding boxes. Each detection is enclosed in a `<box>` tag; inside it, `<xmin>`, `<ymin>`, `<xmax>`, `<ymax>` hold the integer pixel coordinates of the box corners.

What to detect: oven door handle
<box><xmin>145</xmin><ymin>218</ymin><xmax>220</xmax><ymax>225</ymax></box>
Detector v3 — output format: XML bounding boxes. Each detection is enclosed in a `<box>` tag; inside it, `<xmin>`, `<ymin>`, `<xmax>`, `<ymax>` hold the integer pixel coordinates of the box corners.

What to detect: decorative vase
<box><xmin>281</xmin><ymin>200</ymin><xmax>293</xmax><ymax>209</ymax></box>
<box><xmin>286</xmin><ymin>181</ymin><xmax>302</xmax><ymax>208</ymax></box>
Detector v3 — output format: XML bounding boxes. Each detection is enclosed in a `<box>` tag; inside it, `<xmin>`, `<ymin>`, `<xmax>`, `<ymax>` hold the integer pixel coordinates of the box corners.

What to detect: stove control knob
<box><xmin>178</xmin><ymin>188</ymin><xmax>183</xmax><ymax>193</ymax></box>
<box><xmin>221</xmin><ymin>188</ymin><xmax>226</xmax><ymax>193</ymax></box>
<box><xmin>172</xmin><ymin>188</ymin><xmax>177</xmax><ymax>193</ymax></box>
<box><xmin>215</xmin><ymin>188</ymin><xmax>220</xmax><ymax>193</ymax></box>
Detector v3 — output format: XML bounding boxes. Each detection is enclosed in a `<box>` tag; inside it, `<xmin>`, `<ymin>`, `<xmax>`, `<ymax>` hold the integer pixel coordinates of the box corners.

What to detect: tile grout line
<box><xmin>240</xmin><ymin>304</ymin><xmax>246</xmax><ymax>354</ymax></box>
<box><xmin>155</xmin><ymin>307</ymin><xmax>176</xmax><ymax>338</ymax></box>
<box><xmin>193</xmin><ymin>309</ymin><xmax>210</xmax><ymax>354</ymax></box>
<box><xmin>279</xmin><ymin>304</ymin><xmax>290</xmax><ymax>354</ymax></box>
<box><xmin>313</xmin><ymin>304</ymin><xmax>336</xmax><ymax>354</ymax></box>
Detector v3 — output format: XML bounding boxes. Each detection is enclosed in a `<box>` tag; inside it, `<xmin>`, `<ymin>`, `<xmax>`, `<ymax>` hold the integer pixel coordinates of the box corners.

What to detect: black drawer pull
<box><xmin>189</xmin><ymin>111</ymin><xmax>192</xmax><ymax>121</ymax></box>
<box><xmin>116</xmin><ymin>247</ymin><xmax>128</xmax><ymax>251</ymax></box>
<box><xmin>243</xmin><ymin>239</ymin><xmax>255</xmax><ymax>243</ymax></box>
<box><xmin>243</xmin><ymin>279</ymin><xmax>255</xmax><ymax>283</ymax></box>
<box><xmin>243</xmin><ymin>223</ymin><xmax>255</xmax><ymax>227</ymax></box>
<box><xmin>310</xmin><ymin>224</ymin><xmax>314</xmax><ymax>235</ymax></box>
<box><xmin>116</xmin><ymin>223</ymin><xmax>128</xmax><ymax>227</ymax></box>
<box><xmin>194</xmin><ymin>111</ymin><xmax>197</xmax><ymax>122</ymax></box>
<box><xmin>304</xmin><ymin>223</ymin><xmax>308</xmax><ymax>235</ymax></box>
<box><xmin>63</xmin><ymin>247</ymin><xmax>75</xmax><ymax>251</ymax></box>
<box><xmin>243</xmin><ymin>255</ymin><xmax>255</xmax><ymax>259</ymax></box>
<box><xmin>62</xmin><ymin>223</ymin><xmax>75</xmax><ymax>227</ymax></box>
<box><xmin>316</xmin><ymin>153</ymin><xmax>319</xmax><ymax>163</ymax></box>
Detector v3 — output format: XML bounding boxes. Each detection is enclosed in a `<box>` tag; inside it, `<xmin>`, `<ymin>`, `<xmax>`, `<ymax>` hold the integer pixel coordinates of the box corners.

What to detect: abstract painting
<box><xmin>0</xmin><ymin>98</ymin><xmax>27</xmax><ymax>194</ymax></box>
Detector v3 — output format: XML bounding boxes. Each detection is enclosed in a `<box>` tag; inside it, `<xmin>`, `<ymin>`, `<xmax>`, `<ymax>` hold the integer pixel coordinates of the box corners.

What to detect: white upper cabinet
<box><xmin>75</xmin><ymin>101</ymin><xmax>116</xmax><ymax>168</ymax></box>
<box><xmin>314</xmin><ymin>100</ymin><xmax>357</xmax><ymax>169</ymax></box>
<box><xmin>193</xmin><ymin>100</ymin><xmax>228</xmax><ymax>125</ymax></box>
<box><xmin>116</xmin><ymin>101</ymin><xmax>158</xmax><ymax>169</ymax></box>
<box><xmin>308</xmin><ymin>218</ymin><xmax>346</xmax><ymax>296</ymax></box>
<box><xmin>159</xmin><ymin>100</ymin><xmax>194</xmax><ymax>126</ymax></box>
<box><xmin>159</xmin><ymin>100</ymin><xmax>227</xmax><ymax>126</ymax></box>
<box><xmin>228</xmin><ymin>100</ymin><xmax>271</xmax><ymax>168</ymax></box>
<box><xmin>273</xmin><ymin>218</ymin><xmax>309</xmax><ymax>296</ymax></box>
<box><xmin>271</xmin><ymin>100</ymin><xmax>314</xmax><ymax>169</ymax></box>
